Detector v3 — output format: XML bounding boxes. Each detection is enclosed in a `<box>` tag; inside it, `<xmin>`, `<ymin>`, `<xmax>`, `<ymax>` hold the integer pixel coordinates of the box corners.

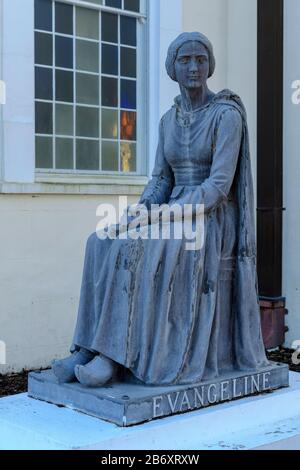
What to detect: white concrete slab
<box><xmin>255</xmin><ymin>434</ymin><xmax>300</xmax><ymax>450</ymax></box>
<box><xmin>0</xmin><ymin>372</ymin><xmax>300</xmax><ymax>450</ymax></box>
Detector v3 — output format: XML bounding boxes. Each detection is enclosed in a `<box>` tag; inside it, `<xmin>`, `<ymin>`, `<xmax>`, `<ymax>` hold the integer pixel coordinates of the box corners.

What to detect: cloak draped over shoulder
<box><xmin>72</xmin><ymin>89</ymin><xmax>268</xmax><ymax>385</ymax></box>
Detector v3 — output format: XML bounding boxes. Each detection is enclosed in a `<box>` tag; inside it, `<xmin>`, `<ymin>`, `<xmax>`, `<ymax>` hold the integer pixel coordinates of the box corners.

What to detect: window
<box><xmin>34</xmin><ymin>0</ymin><xmax>146</xmax><ymax>175</ymax></box>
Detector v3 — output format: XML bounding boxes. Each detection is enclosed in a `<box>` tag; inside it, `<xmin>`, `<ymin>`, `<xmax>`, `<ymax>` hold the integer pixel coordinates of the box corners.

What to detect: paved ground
<box><xmin>255</xmin><ymin>435</ymin><xmax>300</xmax><ymax>450</ymax></box>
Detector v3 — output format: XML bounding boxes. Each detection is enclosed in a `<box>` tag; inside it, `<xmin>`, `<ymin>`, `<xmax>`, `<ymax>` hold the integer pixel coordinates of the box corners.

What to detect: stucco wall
<box><xmin>183</xmin><ymin>0</ymin><xmax>300</xmax><ymax>346</ymax></box>
<box><xmin>183</xmin><ymin>0</ymin><xmax>258</xmax><ymax>207</ymax></box>
<box><xmin>283</xmin><ymin>0</ymin><xmax>300</xmax><ymax>346</ymax></box>
<box><xmin>3</xmin><ymin>0</ymin><xmax>297</xmax><ymax>374</ymax></box>
<box><xmin>0</xmin><ymin>0</ymin><xmax>183</xmax><ymax>373</ymax></box>
<box><xmin>183</xmin><ymin>0</ymin><xmax>228</xmax><ymax>91</ymax></box>
<box><xmin>0</xmin><ymin>194</ymin><xmax>140</xmax><ymax>373</ymax></box>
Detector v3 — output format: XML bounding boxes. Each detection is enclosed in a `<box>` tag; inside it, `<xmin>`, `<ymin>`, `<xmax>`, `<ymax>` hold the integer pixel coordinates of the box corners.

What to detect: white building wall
<box><xmin>0</xmin><ymin>0</ymin><xmax>184</xmax><ymax>373</ymax></box>
<box><xmin>159</xmin><ymin>0</ymin><xmax>183</xmax><ymax>115</ymax></box>
<box><xmin>147</xmin><ymin>0</ymin><xmax>183</xmax><ymax>172</ymax></box>
<box><xmin>2</xmin><ymin>0</ymin><xmax>35</xmax><ymax>183</ymax></box>
<box><xmin>227</xmin><ymin>0</ymin><xmax>257</xmax><ymax>210</ymax></box>
<box><xmin>183</xmin><ymin>0</ymin><xmax>258</xmax><ymax>206</ymax></box>
<box><xmin>283</xmin><ymin>0</ymin><xmax>300</xmax><ymax>346</ymax></box>
<box><xmin>183</xmin><ymin>0</ymin><xmax>228</xmax><ymax>91</ymax></box>
<box><xmin>3</xmin><ymin>0</ymin><xmax>295</xmax><ymax>373</ymax></box>
<box><xmin>183</xmin><ymin>0</ymin><xmax>300</xmax><ymax>344</ymax></box>
<box><xmin>0</xmin><ymin>194</ymin><xmax>138</xmax><ymax>372</ymax></box>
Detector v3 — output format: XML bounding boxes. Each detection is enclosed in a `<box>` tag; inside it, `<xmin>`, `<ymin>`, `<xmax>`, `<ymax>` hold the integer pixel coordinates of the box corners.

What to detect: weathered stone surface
<box><xmin>50</xmin><ymin>33</ymin><xmax>269</xmax><ymax>390</ymax></box>
<box><xmin>28</xmin><ymin>362</ymin><xmax>289</xmax><ymax>427</ymax></box>
<box><xmin>30</xmin><ymin>33</ymin><xmax>281</xmax><ymax>430</ymax></box>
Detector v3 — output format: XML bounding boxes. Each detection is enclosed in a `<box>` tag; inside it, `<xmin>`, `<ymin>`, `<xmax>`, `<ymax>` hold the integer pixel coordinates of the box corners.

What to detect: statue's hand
<box><xmin>156</xmin><ymin>203</ymin><xmax>184</xmax><ymax>223</ymax></box>
<box><xmin>97</xmin><ymin>205</ymin><xmax>149</xmax><ymax>240</ymax></box>
<box><xmin>127</xmin><ymin>203</ymin><xmax>148</xmax><ymax>218</ymax></box>
<box><xmin>119</xmin><ymin>205</ymin><xmax>131</xmax><ymax>230</ymax></box>
<box><xmin>156</xmin><ymin>201</ymin><xmax>204</xmax><ymax>224</ymax></box>
<box><xmin>118</xmin><ymin>204</ymin><xmax>149</xmax><ymax>234</ymax></box>
<box><xmin>106</xmin><ymin>223</ymin><xmax>120</xmax><ymax>238</ymax></box>
<box><xmin>127</xmin><ymin>208</ymin><xmax>150</xmax><ymax>232</ymax></box>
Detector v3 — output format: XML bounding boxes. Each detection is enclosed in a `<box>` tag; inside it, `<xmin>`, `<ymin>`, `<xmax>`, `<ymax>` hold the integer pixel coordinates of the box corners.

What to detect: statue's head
<box><xmin>165</xmin><ymin>32</ymin><xmax>215</xmax><ymax>89</ymax></box>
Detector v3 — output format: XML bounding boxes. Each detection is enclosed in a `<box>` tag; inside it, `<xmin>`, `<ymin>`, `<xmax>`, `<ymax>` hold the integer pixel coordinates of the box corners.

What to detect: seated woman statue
<box><xmin>52</xmin><ymin>32</ymin><xmax>268</xmax><ymax>387</ymax></box>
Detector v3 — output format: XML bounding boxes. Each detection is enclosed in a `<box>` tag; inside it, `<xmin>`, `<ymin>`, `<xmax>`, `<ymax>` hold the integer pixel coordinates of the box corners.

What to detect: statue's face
<box><xmin>175</xmin><ymin>41</ymin><xmax>209</xmax><ymax>89</ymax></box>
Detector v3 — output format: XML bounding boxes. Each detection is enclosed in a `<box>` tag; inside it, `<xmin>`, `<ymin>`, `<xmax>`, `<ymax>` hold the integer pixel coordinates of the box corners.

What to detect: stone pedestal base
<box><xmin>28</xmin><ymin>362</ymin><xmax>289</xmax><ymax>427</ymax></box>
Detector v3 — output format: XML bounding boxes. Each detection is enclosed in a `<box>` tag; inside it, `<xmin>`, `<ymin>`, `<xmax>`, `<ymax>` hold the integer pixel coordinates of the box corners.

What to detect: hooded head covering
<box><xmin>165</xmin><ymin>32</ymin><xmax>216</xmax><ymax>82</ymax></box>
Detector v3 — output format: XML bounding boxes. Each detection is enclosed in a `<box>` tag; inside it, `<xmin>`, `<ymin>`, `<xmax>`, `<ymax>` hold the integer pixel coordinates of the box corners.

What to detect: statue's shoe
<box><xmin>74</xmin><ymin>355</ymin><xmax>117</xmax><ymax>387</ymax></box>
<box><xmin>52</xmin><ymin>349</ymin><xmax>94</xmax><ymax>383</ymax></box>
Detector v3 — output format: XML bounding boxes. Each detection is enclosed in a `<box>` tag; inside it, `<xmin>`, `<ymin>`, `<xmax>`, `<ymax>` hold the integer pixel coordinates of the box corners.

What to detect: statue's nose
<box><xmin>188</xmin><ymin>59</ymin><xmax>198</xmax><ymax>72</ymax></box>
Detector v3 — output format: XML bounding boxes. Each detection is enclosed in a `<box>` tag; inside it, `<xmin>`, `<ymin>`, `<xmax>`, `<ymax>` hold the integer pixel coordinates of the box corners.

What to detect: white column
<box><xmin>227</xmin><ymin>0</ymin><xmax>257</xmax><ymax>211</ymax></box>
<box><xmin>0</xmin><ymin>0</ymin><xmax>4</xmax><ymax>181</ymax></box>
<box><xmin>2</xmin><ymin>0</ymin><xmax>35</xmax><ymax>183</ymax></box>
<box><xmin>182</xmin><ymin>0</ymin><xmax>257</xmax><ymax>216</ymax></box>
<box><xmin>147</xmin><ymin>0</ymin><xmax>183</xmax><ymax>175</ymax></box>
<box><xmin>159</xmin><ymin>0</ymin><xmax>183</xmax><ymax>117</ymax></box>
<box><xmin>183</xmin><ymin>0</ymin><xmax>229</xmax><ymax>92</ymax></box>
<box><xmin>283</xmin><ymin>0</ymin><xmax>300</xmax><ymax>345</ymax></box>
<box><xmin>147</xmin><ymin>0</ymin><xmax>161</xmax><ymax>176</ymax></box>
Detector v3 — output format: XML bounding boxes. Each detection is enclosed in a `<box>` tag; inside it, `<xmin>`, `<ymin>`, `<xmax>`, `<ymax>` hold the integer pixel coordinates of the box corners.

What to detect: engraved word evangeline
<box><xmin>153</xmin><ymin>372</ymin><xmax>271</xmax><ymax>418</ymax></box>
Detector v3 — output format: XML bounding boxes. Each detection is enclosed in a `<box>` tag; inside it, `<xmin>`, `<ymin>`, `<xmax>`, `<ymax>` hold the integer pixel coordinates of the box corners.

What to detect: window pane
<box><xmin>101</xmin><ymin>13</ymin><xmax>118</xmax><ymax>43</ymax></box>
<box><xmin>56</xmin><ymin>138</ymin><xmax>74</xmax><ymax>169</ymax></box>
<box><xmin>76</xmin><ymin>73</ymin><xmax>99</xmax><ymax>105</ymax></box>
<box><xmin>35</xmin><ymin>102</ymin><xmax>53</xmax><ymax>134</ymax></box>
<box><xmin>76</xmin><ymin>106</ymin><xmax>99</xmax><ymax>137</ymax></box>
<box><xmin>35</xmin><ymin>67</ymin><xmax>53</xmax><ymax>100</ymax></box>
<box><xmin>121</xmin><ymin>79</ymin><xmax>136</xmax><ymax>109</ymax></box>
<box><xmin>56</xmin><ymin>70</ymin><xmax>73</xmax><ymax>102</ymax></box>
<box><xmin>76</xmin><ymin>7</ymin><xmax>99</xmax><ymax>40</ymax></box>
<box><xmin>102</xmin><ymin>77</ymin><xmax>118</xmax><ymax>107</ymax></box>
<box><xmin>121</xmin><ymin>16</ymin><xmax>136</xmax><ymax>46</ymax></box>
<box><xmin>102</xmin><ymin>109</ymin><xmax>118</xmax><ymax>139</ymax></box>
<box><xmin>120</xmin><ymin>142</ymin><xmax>136</xmax><ymax>172</ymax></box>
<box><xmin>106</xmin><ymin>0</ymin><xmax>122</xmax><ymax>7</ymax></box>
<box><xmin>35</xmin><ymin>32</ymin><xmax>53</xmax><ymax>66</ymax></box>
<box><xmin>55</xmin><ymin>2</ymin><xmax>73</xmax><ymax>35</ymax></box>
<box><xmin>35</xmin><ymin>0</ymin><xmax>142</xmax><ymax>175</ymax></box>
<box><xmin>124</xmin><ymin>0</ymin><xmax>140</xmax><ymax>12</ymax></box>
<box><xmin>76</xmin><ymin>40</ymin><xmax>99</xmax><ymax>73</ymax></box>
<box><xmin>36</xmin><ymin>136</ymin><xmax>53</xmax><ymax>168</ymax></box>
<box><xmin>35</xmin><ymin>0</ymin><xmax>52</xmax><ymax>32</ymax></box>
<box><xmin>102</xmin><ymin>141</ymin><xmax>118</xmax><ymax>171</ymax></box>
<box><xmin>76</xmin><ymin>139</ymin><xmax>99</xmax><ymax>170</ymax></box>
<box><xmin>55</xmin><ymin>36</ymin><xmax>73</xmax><ymax>69</ymax></box>
<box><xmin>102</xmin><ymin>44</ymin><xmax>118</xmax><ymax>76</ymax></box>
<box><xmin>121</xmin><ymin>111</ymin><xmax>136</xmax><ymax>140</ymax></box>
<box><xmin>121</xmin><ymin>47</ymin><xmax>136</xmax><ymax>78</ymax></box>
<box><xmin>56</xmin><ymin>104</ymin><xmax>73</xmax><ymax>135</ymax></box>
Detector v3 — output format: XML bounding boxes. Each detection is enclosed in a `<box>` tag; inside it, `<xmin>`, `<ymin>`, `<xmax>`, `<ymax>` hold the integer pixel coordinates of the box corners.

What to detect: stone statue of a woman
<box><xmin>52</xmin><ymin>32</ymin><xmax>268</xmax><ymax>387</ymax></box>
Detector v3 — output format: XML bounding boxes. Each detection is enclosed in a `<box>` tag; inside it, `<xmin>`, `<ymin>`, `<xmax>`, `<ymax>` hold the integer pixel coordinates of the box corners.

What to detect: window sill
<box><xmin>0</xmin><ymin>174</ymin><xmax>149</xmax><ymax>195</ymax></box>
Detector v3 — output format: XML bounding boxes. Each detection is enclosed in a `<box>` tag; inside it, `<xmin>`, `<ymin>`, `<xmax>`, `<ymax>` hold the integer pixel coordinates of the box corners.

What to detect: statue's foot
<box><xmin>74</xmin><ymin>354</ymin><xmax>117</xmax><ymax>387</ymax></box>
<box><xmin>52</xmin><ymin>348</ymin><xmax>94</xmax><ymax>383</ymax></box>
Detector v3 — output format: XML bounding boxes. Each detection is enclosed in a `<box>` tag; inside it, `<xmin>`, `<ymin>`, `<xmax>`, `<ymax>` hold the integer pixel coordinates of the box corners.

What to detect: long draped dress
<box><xmin>71</xmin><ymin>89</ymin><xmax>268</xmax><ymax>386</ymax></box>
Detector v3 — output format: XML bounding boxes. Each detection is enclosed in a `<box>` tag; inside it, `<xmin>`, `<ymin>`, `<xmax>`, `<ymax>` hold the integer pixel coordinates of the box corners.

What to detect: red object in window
<box><xmin>121</xmin><ymin>111</ymin><xmax>136</xmax><ymax>141</ymax></box>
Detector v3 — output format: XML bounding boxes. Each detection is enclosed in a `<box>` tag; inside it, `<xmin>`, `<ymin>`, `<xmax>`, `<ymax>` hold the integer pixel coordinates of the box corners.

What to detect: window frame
<box><xmin>34</xmin><ymin>0</ymin><xmax>149</xmax><ymax>178</ymax></box>
<box><xmin>1</xmin><ymin>0</ymin><xmax>182</xmax><ymax>192</ymax></box>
